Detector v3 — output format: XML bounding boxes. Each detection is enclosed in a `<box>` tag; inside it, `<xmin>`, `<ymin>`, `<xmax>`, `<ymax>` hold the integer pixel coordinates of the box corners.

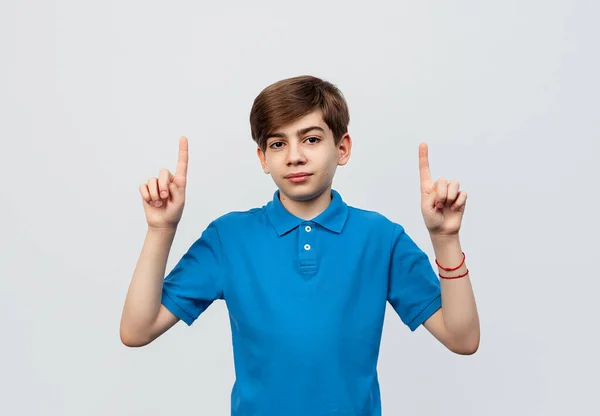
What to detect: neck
<box><xmin>279</xmin><ymin>187</ymin><xmax>333</xmax><ymax>220</ymax></box>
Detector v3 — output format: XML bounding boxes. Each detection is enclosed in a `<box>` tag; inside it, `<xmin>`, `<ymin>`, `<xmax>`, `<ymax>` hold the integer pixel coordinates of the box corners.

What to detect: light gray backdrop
<box><xmin>2</xmin><ymin>0</ymin><xmax>598</xmax><ymax>415</ymax></box>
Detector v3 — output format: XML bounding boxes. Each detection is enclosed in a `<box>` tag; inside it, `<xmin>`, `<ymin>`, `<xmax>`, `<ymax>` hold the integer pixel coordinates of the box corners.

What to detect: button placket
<box><xmin>299</xmin><ymin>222</ymin><xmax>317</xmax><ymax>275</ymax></box>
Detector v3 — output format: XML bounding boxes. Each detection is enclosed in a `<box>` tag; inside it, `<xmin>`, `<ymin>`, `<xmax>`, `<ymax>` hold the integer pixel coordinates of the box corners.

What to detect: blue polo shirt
<box><xmin>161</xmin><ymin>189</ymin><xmax>442</xmax><ymax>415</ymax></box>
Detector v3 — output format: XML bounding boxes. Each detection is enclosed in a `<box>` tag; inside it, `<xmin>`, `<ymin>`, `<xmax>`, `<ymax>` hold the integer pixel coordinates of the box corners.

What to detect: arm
<box><xmin>120</xmin><ymin>136</ymin><xmax>189</xmax><ymax>347</ymax></box>
<box><xmin>417</xmin><ymin>142</ymin><xmax>479</xmax><ymax>354</ymax></box>
<box><xmin>423</xmin><ymin>234</ymin><xmax>479</xmax><ymax>355</ymax></box>
<box><xmin>120</xmin><ymin>226</ymin><xmax>180</xmax><ymax>347</ymax></box>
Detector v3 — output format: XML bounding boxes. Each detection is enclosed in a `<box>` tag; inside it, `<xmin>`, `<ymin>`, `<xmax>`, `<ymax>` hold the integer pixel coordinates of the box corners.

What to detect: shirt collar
<box><xmin>265</xmin><ymin>188</ymin><xmax>349</xmax><ymax>236</ymax></box>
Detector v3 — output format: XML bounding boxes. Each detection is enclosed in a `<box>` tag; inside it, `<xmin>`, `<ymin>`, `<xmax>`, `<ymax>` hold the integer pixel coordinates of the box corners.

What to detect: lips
<box><xmin>285</xmin><ymin>172</ymin><xmax>312</xmax><ymax>179</ymax></box>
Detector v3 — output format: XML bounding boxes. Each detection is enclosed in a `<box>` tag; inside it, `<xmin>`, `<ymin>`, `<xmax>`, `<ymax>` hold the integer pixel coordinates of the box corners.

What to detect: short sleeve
<box><xmin>387</xmin><ymin>224</ymin><xmax>441</xmax><ymax>331</ymax></box>
<box><xmin>161</xmin><ymin>221</ymin><xmax>225</xmax><ymax>326</ymax></box>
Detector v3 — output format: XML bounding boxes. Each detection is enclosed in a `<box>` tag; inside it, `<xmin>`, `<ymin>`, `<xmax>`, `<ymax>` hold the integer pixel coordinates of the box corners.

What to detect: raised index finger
<box><xmin>418</xmin><ymin>142</ymin><xmax>432</xmax><ymax>191</ymax></box>
<box><xmin>175</xmin><ymin>136</ymin><xmax>188</xmax><ymax>178</ymax></box>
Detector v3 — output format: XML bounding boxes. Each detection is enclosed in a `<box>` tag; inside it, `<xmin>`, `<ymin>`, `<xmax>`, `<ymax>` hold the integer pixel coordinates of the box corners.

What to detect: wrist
<box><xmin>429</xmin><ymin>232</ymin><xmax>460</xmax><ymax>247</ymax></box>
<box><xmin>429</xmin><ymin>233</ymin><xmax>465</xmax><ymax>275</ymax></box>
<box><xmin>147</xmin><ymin>225</ymin><xmax>178</xmax><ymax>237</ymax></box>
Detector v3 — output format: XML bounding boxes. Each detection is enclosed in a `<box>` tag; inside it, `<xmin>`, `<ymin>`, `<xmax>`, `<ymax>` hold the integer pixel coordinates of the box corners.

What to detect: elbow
<box><xmin>452</xmin><ymin>341</ymin><xmax>479</xmax><ymax>355</ymax></box>
<box><xmin>120</xmin><ymin>324</ymin><xmax>150</xmax><ymax>348</ymax></box>
<box><xmin>449</xmin><ymin>331</ymin><xmax>480</xmax><ymax>355</ymax></box>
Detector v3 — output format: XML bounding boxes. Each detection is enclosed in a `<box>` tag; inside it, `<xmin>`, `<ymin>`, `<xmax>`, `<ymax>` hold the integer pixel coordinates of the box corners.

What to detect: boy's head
<box><xmin>250</xmin><ymin>75</ymin><xmax>352</xmax><ymax>203</ymax></box>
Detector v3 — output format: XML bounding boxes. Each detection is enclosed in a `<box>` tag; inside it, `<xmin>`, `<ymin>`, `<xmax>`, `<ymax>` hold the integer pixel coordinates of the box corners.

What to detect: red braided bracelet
<box><xmin>439</xmin><ymin>269</ymin><xmax>469</xmax><ymax>279</ymax></box>
<box><xmin>435</xmin><ymin>252</ymin><xmax>466</xmax><ymax>271</ymax></box>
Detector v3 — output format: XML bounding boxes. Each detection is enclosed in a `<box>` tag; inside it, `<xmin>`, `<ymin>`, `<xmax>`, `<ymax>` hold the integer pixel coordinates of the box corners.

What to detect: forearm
<box><xmin>430</xmin><ymin>234</ymin><xmax>480</xmax><ymax>345</ymax></box>
<box><xmin>120</xmin><ymin>226</ymin><xmax>177</xmax><ymax>336</ymax></box>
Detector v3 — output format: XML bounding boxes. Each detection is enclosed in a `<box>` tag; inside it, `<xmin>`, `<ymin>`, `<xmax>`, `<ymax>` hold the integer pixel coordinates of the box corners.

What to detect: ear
<box><xmin>257</xmin><ymin>147</ymin><xmax>270</xmax><ymax>174</ymax></box>
<box><xmin>337</xmin><ymin>133</ymin><xmax>352</xmax><ymax>166</ymax></box>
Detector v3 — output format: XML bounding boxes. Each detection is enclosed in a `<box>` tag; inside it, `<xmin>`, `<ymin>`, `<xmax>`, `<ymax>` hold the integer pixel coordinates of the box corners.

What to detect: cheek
<box><xmin>327</xmin><ymin>152</ymin><xmax>340</xmax><ymax>169</ymax></box>
<box><xmin>318</xmin><ymin>156</ymin><xmax>338</xmax><ymax>178</ymax></box>
<box><xmin>263</xmin><ymin>153</ymin><xmax>276</xmax><ymax>168</ymax></box>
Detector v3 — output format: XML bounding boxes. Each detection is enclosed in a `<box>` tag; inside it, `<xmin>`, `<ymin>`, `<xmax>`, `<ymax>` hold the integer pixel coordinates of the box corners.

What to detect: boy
<box><xmin>120</xmin><ymin>75</ymin><xmax>480</xmax><ymax>415</ymax></box>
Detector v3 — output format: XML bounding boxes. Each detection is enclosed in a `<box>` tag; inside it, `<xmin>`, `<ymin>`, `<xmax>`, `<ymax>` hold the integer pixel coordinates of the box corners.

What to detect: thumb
<box><xmin>422</xmin><ymin>190</ymin><xmax>436</xmax><ymax>209</ymax></box>
<box><xmin>169</xmin><ymin>181</ymin><xmax>185</xmax><ymax>205</ymax></box>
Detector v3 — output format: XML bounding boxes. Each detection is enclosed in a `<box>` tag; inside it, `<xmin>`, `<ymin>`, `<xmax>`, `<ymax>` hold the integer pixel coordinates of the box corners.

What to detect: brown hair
<box><xmin>249</xmin><ymin>75</ymin><xmax>350</xmax><ymax>152</ymax></box>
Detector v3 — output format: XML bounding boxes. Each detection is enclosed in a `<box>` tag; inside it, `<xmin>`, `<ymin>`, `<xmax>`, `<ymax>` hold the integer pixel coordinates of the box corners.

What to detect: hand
<box><xmin>139</xmin><ymin>136</ymin><xmax>188</xmax><ymax>230</ymax></box>
<box><xmin>418</xmin><ymin>143</ymin><xmax>467</xmax><ymax>236</ymax></box>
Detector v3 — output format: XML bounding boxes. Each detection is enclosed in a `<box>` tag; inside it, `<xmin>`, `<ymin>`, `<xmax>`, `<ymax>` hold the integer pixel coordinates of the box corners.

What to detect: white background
<box><xmin>2</xmin><ymin>0</ymin><xmax>599</xmax><ymax>415</ymax></box>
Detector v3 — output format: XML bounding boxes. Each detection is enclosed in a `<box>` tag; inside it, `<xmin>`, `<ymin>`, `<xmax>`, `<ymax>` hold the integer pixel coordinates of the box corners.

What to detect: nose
<box><xmin>286</xmin><ymin>141</ymin><xmax>306</xmax><ymax>165</ymax></box>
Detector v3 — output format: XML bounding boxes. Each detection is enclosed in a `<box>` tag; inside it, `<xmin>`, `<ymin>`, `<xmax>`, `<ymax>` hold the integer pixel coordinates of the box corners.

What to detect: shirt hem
<box><xmin>408</xmin><ymin>294</ymin><xmax>442</xmax><ymax>331</ymax></box>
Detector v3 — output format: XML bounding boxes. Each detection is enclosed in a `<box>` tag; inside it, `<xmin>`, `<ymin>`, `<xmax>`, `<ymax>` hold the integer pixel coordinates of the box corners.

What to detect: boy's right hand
<box><xmin>139</xmin><ymin>136</ymin><xmax>188</xmax><ymax>230</ymax></box>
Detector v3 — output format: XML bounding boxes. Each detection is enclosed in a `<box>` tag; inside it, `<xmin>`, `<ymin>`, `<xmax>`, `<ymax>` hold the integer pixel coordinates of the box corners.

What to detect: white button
<box><xmin>305</xmin><ymin>225</ymin><xmax>312</xmax><ymax>232</ymax></box>
<box><xmin>304</xmin><ymin>244</ymin><xmax>311</xmax><ymax>251</ymax></box>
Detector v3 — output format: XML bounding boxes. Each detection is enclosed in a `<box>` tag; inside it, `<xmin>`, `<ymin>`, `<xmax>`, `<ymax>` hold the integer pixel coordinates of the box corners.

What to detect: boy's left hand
<box><xmin>418</xmin><ymin>143</ymin><xmax>467</xmax><ymax>236</ymax></box>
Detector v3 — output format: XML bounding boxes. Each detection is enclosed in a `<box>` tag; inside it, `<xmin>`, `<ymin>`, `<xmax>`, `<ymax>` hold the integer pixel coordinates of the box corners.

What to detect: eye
<box><xmin>305</xmin><ymin>137</ymin><xmax>321</xmax><ymax>144</ymax></box>
<box><xmin>269</xmin><ymin>141</ymin><xmax>284</xmax><ymax>149</ymax></box>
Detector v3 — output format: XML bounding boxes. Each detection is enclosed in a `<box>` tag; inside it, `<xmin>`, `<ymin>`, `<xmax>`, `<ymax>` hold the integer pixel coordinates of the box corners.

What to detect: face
<box><xmin>257</xmin><ymin>110</ymin><xmax>352</xmax><ymax>203</ymax></box>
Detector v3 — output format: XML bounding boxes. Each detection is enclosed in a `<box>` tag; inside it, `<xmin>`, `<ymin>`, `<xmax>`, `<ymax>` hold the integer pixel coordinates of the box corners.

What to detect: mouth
<box><xmin>285</xmin><ymin>172</ymin><xmax>312</xmax><ymax>183</ymax></box>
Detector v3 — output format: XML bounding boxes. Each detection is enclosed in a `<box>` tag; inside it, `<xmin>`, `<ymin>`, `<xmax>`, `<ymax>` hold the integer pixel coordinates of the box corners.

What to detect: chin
<box><xmin>279</xmin><ymin>183</ymin><xmax>327</xmax><ymax>202</ymax></box>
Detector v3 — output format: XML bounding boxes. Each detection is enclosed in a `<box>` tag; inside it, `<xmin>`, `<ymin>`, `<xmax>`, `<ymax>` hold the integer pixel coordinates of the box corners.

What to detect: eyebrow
<box><xmin>266</xmin><ymin>126</ymin><xmax>325</xmax><ymax>141</ymax></box>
